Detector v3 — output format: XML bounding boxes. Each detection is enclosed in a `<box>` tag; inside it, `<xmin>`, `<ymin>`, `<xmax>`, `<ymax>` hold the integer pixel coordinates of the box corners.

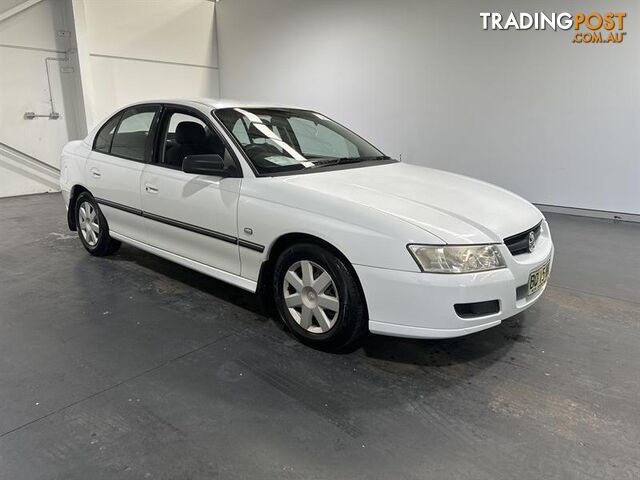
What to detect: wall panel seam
<box><xmin>89</xmin><ymin>53</ymin><xmax>218</xmax><ymax>70</ymax></box>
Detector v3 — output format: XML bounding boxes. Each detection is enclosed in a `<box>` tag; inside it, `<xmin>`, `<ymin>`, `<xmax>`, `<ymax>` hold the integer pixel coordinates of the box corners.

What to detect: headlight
<box><xmin>407</xmin><ymin>244</ymin><xmax>506</xmax><ymax>273</ymax></box>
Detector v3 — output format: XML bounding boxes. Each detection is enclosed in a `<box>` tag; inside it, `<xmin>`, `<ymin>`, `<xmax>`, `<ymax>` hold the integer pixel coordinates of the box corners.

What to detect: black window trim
<box><xmin>91</xmin><ymin>104</ymin><xmax>162</xmax><ymax>164</ymax></box>
<box><xmin>150</xmin><ymin>103</ymin><xmax>244</xmax><ymax>178</ymax></box>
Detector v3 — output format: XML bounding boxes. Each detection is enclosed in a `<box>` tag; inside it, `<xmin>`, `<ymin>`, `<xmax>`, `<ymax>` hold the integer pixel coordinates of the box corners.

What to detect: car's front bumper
<box><xmin>355</xmin><ymin>221</ymin><xmax>554</xmax><ymax>339</ymax></box>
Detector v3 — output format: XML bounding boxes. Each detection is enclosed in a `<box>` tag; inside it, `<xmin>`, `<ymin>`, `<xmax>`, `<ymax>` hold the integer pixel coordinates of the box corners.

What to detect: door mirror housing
<box><xmin>182</xmin><ymin>154</ymin><xmax>232</xmax><ymax>177</ymax></box>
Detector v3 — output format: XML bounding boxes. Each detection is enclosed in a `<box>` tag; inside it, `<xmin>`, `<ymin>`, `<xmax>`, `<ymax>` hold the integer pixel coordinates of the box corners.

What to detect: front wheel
<box><xmin>272</xmin><ymin>243</ymin><xmax>368</xmax><ymax>352</ymax></box>
<box><xmin>75</xmin><ymin>192</ymin><xmax>121</xmax><ymax>256</ymax></box>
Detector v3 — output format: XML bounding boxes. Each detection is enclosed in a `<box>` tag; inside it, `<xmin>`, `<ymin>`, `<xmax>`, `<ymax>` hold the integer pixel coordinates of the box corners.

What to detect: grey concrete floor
<box><xmin>0</xmin><ymin>193</ymin><xmax>638</xmax><ymax>480</ymax></box>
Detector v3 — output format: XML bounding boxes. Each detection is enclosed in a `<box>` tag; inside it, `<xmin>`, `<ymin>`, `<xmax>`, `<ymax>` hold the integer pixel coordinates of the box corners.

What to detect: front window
<box><xmin>215</xmin><ymin>108</ymin><xmax>390</xmax><ymax>174</ymax></box>
<box><xmin>157</xmin><ymin>110</ymin><xmax>232</xmax><ymax>170</ymax></box>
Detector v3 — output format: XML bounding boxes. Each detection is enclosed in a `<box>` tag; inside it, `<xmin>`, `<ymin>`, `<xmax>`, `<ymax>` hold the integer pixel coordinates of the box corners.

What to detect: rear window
<box><xmin>109</xmin><ymin>107</ymin><xmax>158</xmax><ymax>162</ymax></box>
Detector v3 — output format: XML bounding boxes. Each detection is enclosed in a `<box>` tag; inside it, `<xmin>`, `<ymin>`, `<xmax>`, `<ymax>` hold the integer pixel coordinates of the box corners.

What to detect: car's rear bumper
<box><xmin>355</xmin><ymin>221</ymin><xmax>554</xmax><ymax>339</ymax></box>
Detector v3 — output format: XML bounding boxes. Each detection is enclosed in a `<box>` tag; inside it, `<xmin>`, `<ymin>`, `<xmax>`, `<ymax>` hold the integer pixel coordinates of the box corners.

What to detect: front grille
<box><xmin>504</xmin><ymin>222</ymin><xmax>542</xmax><ymax>256</ymax></box>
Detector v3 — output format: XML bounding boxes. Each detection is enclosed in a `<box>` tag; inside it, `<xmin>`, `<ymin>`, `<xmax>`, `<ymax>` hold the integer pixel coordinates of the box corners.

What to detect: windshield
<box><xmin>214</xmin><ymin>108</ymin><xmax>389</xmax><ymax>175</ymax></box>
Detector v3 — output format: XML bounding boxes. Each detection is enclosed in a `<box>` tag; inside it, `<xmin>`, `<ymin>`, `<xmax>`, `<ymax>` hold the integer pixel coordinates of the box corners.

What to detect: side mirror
<box><xmin>182</xmin><ymin>154</ymin><xmax>231</xmax><ymax>177</ymax></box>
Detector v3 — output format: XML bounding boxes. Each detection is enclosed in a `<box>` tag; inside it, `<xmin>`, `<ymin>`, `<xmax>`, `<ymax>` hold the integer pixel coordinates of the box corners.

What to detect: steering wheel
<box><xmin>243</xmin><ymin>142</ymin><xmax>282</xmax><ymax>157</ymax></box>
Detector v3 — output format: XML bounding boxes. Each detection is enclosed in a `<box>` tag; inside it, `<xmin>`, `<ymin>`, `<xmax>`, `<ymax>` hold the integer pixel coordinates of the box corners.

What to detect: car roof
<box><xmin>121</xmin><ymin>98</ymin><xmax>308</xmax><ymax>112</ymax></box>
<box><xmin>199</xmin><ymin>98</ymin><xmax>308</xmax><ymax>111</ymax></box>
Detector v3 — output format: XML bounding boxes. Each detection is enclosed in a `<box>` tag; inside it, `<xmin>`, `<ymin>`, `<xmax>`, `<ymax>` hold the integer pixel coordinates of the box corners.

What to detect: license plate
<box><xmin>527</xmin><ymin>260</ymin><xmax>550</xmax><ymax>296</ymax></box>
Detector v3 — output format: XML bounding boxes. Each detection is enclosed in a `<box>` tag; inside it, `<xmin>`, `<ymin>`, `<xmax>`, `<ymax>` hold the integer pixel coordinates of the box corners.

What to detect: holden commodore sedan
<box><xmin>60</xmin><ymin>99</ymin><xmax>553</xmax><ymax>351</ymax></box>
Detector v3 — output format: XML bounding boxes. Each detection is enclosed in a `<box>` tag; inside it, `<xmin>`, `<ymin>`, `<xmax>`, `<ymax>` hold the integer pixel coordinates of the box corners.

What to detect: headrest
<box><xmin>175</xmin><ymin>121</ymin><xmax>205</xmax><ymax>144</ymax></box>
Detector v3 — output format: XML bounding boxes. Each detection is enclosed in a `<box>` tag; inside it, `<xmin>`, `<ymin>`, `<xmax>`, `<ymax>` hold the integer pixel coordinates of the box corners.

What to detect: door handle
<box><xmin>90</xmin><ymin>168</ymin><xmax>101</xmax><ymax>178</ymax></box>
<box><xmin>145</xmin><ymin>184</ymin><xmax>159</xmax><ymax>194</ymax></box>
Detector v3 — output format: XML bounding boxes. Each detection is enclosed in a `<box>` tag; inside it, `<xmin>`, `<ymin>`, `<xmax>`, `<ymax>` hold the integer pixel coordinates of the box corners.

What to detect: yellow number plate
<box><xmin>527</xmin><ymin>261</ymin><xmax>550</xmax><ymax>296</ymax></box>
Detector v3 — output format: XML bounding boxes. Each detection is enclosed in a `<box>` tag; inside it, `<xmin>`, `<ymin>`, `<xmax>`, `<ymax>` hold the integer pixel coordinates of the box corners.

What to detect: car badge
<box><xmin>528</xmin><ymin>231</ymin><xmax>536</xmax><ymax>252</ymax></box>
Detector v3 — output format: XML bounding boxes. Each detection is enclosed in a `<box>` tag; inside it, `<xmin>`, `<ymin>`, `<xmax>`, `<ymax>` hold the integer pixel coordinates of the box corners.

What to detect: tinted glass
<box><xmin>215</xmin><ymin>108</ymin><xmax>386</xmax><ymax>174</ymax></box>
<box><xmin>159</xmin><ymin>111</ymin><xmax>228</xmax><ymax>170</ymax></box>
<box><xmin>167</xmin><ymin>112</ymin><xmax>207</xmax><ymax>134</ymax></box>
<box><xmin>93</xmin><ymin>113</ymin><xmax>122</xmax><ymax>153</ymax></box>
<box><xmin>110</xmin><ymin>107</ymin><xmax>158</xmax><ymax>161</ymax></box>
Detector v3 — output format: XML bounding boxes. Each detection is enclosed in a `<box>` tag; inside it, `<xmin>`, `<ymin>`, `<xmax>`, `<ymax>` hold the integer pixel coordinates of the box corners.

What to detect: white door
<box><xmin>86</xmin><ymin>105</ymin><xmax>160</xmax><ymax>242</ymax></box>
<box><xmin>140</xmin><ymin>109</ymin><xmax>242</xmax><ymax>275</ymax></box>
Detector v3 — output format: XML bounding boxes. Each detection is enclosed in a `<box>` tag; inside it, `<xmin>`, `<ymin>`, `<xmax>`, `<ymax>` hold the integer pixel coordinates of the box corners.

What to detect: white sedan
<box><xmin>60</xmin><ymin>99</ymin><xmax>554</xmax><ymax>351</ymax></box>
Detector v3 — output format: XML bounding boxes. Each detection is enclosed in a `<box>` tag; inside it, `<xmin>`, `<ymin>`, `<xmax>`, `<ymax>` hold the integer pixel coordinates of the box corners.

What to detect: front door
<box><xmin>140</xmin><ymin>108</ymin><xmax>242</xmax><ymax>275</ymax></box>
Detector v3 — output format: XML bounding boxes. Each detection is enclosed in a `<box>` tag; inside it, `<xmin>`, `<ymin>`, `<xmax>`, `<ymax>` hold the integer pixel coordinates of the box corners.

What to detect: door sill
<box><xmin>110</xmin><ymin>231</ymin><xmax>258</xmax><ymax>293</ymax></box>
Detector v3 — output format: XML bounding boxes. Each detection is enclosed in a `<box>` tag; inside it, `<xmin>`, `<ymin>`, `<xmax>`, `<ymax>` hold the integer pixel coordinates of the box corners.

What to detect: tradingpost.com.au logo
<box><xmin>480</xmin><ymin>11</ymin><xmax>627</xmax><ymax>44</ymax></box>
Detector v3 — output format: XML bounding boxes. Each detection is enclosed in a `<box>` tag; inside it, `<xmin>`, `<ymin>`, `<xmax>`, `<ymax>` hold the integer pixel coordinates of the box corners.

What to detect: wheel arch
<box><xmin>67</xmin><ymin>184</ymin><xmax>91</xmax><ymax>231</ymax></box>
<box><xmin>257</xmin><ymin>232</ymin><xmax>369</xmax><ymax>317</ymax></box>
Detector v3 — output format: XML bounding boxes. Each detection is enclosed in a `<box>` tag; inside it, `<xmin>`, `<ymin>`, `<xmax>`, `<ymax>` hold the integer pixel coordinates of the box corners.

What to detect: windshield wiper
<box><xmin>311</xmin><ymin>155</ymin><xmax>390</xmax><ymax>167</ymax></box>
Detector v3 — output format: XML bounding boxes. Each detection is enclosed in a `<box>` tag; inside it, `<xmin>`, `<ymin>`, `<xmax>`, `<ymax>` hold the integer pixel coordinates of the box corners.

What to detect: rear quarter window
<box><xmin>93</xmin><ymin>113</ymin><xmax>122</xmax><ymax>153</ymax></box>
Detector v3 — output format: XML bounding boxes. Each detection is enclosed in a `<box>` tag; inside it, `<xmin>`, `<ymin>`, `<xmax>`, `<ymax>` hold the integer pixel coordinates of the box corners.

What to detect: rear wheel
<box><xmin>273</xmin><ymin>243</ymin><xmax>368</xmax><ymax>352</ymax></box>
<box><xmin>75</xmin><ymin>192</ymin><xmax>121</xmax><ymax>256</ymax></box>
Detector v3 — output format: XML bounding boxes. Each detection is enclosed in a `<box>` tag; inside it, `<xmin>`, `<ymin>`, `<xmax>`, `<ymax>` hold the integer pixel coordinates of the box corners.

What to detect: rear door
<box><xmin>87</xmin><ymin>105</ymin><xmax>160</xmax><ymax>242</ymax></box>
<box><xmin>140</xmin><ymin>106</ymin><xmax>242</xmax><ymax>275</ymax></box>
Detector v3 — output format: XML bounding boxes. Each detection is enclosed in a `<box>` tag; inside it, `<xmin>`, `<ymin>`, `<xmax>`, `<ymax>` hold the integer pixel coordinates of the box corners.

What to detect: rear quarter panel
<box><xmin>59</xmin><ymin>140</ymin><xmax>91</xmax><ymax>206</ymax></box>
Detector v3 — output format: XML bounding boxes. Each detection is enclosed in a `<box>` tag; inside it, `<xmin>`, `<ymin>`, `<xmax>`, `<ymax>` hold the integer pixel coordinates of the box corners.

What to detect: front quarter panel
<box><xmin>237</xmin><ymin>177</ymin><xmax>442</xmax><ymax>282</ymax></box>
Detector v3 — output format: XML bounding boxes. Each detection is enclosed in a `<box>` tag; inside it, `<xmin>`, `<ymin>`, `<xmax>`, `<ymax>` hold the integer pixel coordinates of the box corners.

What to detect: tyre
<box><xmin>75</xmin><ymin>192</ymin><xmax>121</xmax><ymax>256</ymax></box>
<box><xmin>272</xmin><ymin>243</ymin><xmax>368</xmax><ymax>352</ymax></box>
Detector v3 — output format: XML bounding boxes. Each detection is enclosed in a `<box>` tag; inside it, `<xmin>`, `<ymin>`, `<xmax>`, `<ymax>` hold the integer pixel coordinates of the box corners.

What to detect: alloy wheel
<box><xmin>283</xmin><ymin>260</ymin><xmax>340</xmax><ymax>334</ymax></box>
<box><xmin>78</xmin><ymin>201</ymin><xmax>99</xmax><ymax>246</ymax></box>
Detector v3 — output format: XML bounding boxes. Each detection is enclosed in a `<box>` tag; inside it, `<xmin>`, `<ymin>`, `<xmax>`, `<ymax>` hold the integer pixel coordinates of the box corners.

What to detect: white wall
<box><xmin>0</xmin><ymin>0</ymin><xmax>220</xmax><ymax>197</ymax></box>
<box><xmin>73</xmin><ymin>0</ymin><xmax>219</xmax><ymax>129</ymax></box>
<box><xmin>216</xmin><ymin>0</ymin><xmax>640</xmax><ymax>215</ymax></box>
<box><xmin>0</xmin><ymin>0</ymin><xmax>82</xmax><ymax>197</ymax></box>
